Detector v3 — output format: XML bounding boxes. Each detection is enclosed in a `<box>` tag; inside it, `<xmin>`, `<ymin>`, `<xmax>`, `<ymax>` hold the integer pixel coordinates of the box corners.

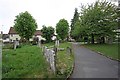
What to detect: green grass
<box><xmin>83</xmin><ymin>43</ymin><xmax>119</xmax><ymax>60</ymax></box>
<box><xmin>2</xmin><ymin>45</ymin><xmax>54</xmax><ymax>78</ymax></box>
<box><xmin>43</xmin><ymin>42</ymin><xmax>74</xmax><ymax>78</ymax></box>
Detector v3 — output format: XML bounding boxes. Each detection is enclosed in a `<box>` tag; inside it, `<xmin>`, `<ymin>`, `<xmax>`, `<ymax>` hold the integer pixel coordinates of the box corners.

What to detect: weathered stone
<box><xmin>43</xmin><ymin>46</ymin><xmax>56</xmax><ymax>73</ymax></box>
<box><xmin>57</xmin><ymin>48</ymin><xmax>65</xmax><ymax>51</ymax></box>
<box><xmin>55</xmin><ymin>40</ymin><xmax>59</xmax><ymax>47</ymax></box>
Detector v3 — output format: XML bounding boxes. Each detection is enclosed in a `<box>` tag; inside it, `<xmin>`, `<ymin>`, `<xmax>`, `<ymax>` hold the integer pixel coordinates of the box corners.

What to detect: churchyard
<box><xmin>1</xmin><ymin>0</ymin><xmax>119</xmax><ymax>79</ymax></box>
<box><xmin>2</xmin><ymin>41</ymin><xmax>74</xmax><ymax>78</ymax></box>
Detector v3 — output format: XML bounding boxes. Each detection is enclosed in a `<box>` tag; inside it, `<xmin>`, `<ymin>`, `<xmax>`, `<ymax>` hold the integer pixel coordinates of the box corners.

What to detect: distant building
<box><xmin>2</xmin><ymin>34</ymin><xmax>9</xmax><ymax>42</ymax></box>
<box><xmin>8</xmin><ymin>27</ymin><xmax>45</xmax><ymax>42</ymax></box>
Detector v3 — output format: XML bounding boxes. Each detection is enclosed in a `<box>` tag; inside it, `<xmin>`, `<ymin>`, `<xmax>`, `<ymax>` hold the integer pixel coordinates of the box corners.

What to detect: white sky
<box><xmin>0</xmin><ymin>0</ymin><xmax>118</xmax><ymax>34</ymax></box>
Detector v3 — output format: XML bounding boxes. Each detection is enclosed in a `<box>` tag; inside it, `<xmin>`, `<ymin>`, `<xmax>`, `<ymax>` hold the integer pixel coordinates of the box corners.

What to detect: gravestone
<box><xmin>38</xmin><ymin>40</ymin><xmax>41</xmax><ymax>48</ymax></box>
<box><xmin>43</xmin><ymin>46</ymin><xmax>56</xmax><ymax>74</ymax></box>
<box><xmin>33</xmin><ymin>35</ymin><xmax>39</xmax><ymax>45</ymax></box>
<box><xmin>42</xmin><ymin>46</ymin><xmax>45</xmax><ymax>54</ymax></box>
<box><xmin>14</xmin><ymin>38</ymin><xmax>19</xmax><ymax>50</ymax></box>
<box><xmin>55</xmin><ymin>40</ymin><xmax>59</xmax><ymax>47</ymax></box>
<box><xmin>49</xmin><ymin>50</ymin><xmax>55</xmax><ymax>73</ymax></box>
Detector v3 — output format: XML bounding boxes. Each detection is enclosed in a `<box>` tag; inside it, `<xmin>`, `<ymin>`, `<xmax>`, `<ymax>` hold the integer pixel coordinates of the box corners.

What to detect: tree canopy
<box><xmin>56</xmin><ymin>19</ymin><xmax>69</xmax><ymax>40</ymax></box>
<box><xmin>41</xmin><ymin>25</ymin><xmax>54</xmax><ymax>43</ymax></box>
<box><xmin>70</xmin><ymin>8</ymin><xmax>79</xmax><ymax>39</ymax></box>
<box><xmin>14</xmin><ymin>11</ymin><xmax>37</xmax><ymax>41</ymax></box>
<box><xmin>72</xmin><ymin>1</ymin><xmax>117</xmax><ymax>43</ymax></box>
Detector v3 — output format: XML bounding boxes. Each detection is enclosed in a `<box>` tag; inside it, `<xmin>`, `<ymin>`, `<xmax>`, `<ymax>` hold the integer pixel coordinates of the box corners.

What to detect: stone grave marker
<box><xmin>14</xmin><ymin>39</ymin><xmax>19</xmax><ymax>50</ymax></box>
<box><xmin>38</xmin><ymin>40</ymin><xmax>41</xmax><ymax>48</ymax></box>
<box><xmin>49</xmin><ymin>50</ymin><xmax>55</xmax><ymax>73</ymax></box>
<box><xmin>55</xmin><ymin>40</ymin><xmax>59</xmax><ymax>47</ymax></box>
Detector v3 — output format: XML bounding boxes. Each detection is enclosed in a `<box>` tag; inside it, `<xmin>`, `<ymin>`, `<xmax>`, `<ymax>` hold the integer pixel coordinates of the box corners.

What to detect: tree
<box><xmin>56</xmin><ymin>19</ymin><xmax>69</xmax><ymax>41</ymax></box>
<box><xmin>41</xmin><ymin>25</ymin><xmax>54</xmax><ymax>43</ymax></box>
<box><xmin>14</xmin><ymin>11</ymin><xmax>37</xmax><ymax>41</ymax></box>
<box><xmin>70</xmin><ymin>8</ymin><xmax>79</xmax><ymax>39</ymax></box>
<box><xmin>73</xmin><ymin>1</ymin><xmax>117</xmax><ymax>44</ymax></box>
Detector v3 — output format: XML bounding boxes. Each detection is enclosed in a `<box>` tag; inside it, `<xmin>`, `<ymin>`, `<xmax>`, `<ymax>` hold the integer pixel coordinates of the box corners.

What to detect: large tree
<box><xmin>14</xmin><ymin>11</ymin><xmax>37</xmax><ymax>41</ymax></box>
<box><xmin>73</xmin><ymin>1</ymin><xmax>117</xmax><ymax>44</ymax></box>
<box><xmin>70</xmin><ymin>8</ymin><xmax>79</xmax><ymax>39</ymax></box>
<box><xmin>56</xmin><ymin>19</ymin><xmax>69</xmax><ymax>41</ymax></box>
<box><xmin>41</xmin><ymin>25</ymin><xmax>54</xmax><ymax>43</ymax></box>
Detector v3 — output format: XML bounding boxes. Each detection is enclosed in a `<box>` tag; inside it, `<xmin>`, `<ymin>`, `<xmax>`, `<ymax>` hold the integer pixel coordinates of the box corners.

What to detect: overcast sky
<box><xmin>0</xmin><ymin>0</ymin><xmax>118</xmax><ymax>34</ymax></box>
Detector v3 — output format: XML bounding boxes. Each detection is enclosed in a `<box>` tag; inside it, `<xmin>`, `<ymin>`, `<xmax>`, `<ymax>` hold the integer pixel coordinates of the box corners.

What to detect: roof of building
<box><xmin>34</xmin><ymin>30</ymin><xmax>42</xmax><ymax>35</ymax></box>
<box><xmin>8</xmin><ymin>27</ymin><xmax>42</xmax><ymax>35</ymax></box>
<box><xmin>8</xmin><ymin>27</ymin><xmax>17</xmax><ymax>34</ymax></box>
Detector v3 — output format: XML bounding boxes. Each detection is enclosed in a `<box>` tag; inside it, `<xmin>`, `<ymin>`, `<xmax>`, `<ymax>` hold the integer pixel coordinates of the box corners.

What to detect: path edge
<box><xmin>82</xmin><ymin>45</ymin><xmax>120</xmax><ymax>62</ymax></box>
<box><xmin>66</xmin><ymin>43</ymin><xmax>75</xmax><ymax>80</ymax></box>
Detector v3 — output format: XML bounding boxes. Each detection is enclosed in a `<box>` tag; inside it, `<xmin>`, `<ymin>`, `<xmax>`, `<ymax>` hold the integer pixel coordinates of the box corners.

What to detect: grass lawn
<box><xmin>83</xmin><ymin>43</ymin><xmax>119</xmax><ymax>60</ymax></box>
<box><xmin>2</xmin><ymin>45</ymin><xmax>54</xmax><ymax>78</ymax></box>
<box><xmin>43</xmin><ymin>42</ymin><xmax>74</xmax><ymax>78</ymax></box>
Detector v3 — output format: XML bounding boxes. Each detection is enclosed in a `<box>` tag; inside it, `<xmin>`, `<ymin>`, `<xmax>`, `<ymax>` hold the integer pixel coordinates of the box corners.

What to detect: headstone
<box><xmin>43</xmin><ymin>46</ymin><xmax>56</xmax><ymax>74</ymax></box>
<box><xmin>49</xmin><ymin>50</ymin><xmax>55</xmax><ymax>73</ymax></box>
<box><xmin>38</xmin><ymin>40</ymin><xmax>41</xmax><ymax>48</ymax></box>
<box><xmin>42</xmin><ymin>46</ymin><xmax>45</xmax><ymax>54</ymax></box>
<box><xmin>14</xmin><ymin>39</ymin><xmax>19</xmax><ymax>50</ymax></box>
<box><xmin>14</xmin><ymin>40</ymin><xmax>16</xmax><ymax>50</ymax></box>
<box><xmin>57</xmin><ymin>40</ymin><xmax>59</xmax><ymax>46</ymax></box>
<box><xmin>55</xmin><ymin>40</ymin><xmax>59</xmax><ymax>47</ymax></box>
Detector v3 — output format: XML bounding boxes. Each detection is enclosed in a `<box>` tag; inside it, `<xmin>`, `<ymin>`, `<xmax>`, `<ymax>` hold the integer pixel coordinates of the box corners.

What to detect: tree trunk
<box><xmin>91</xmin><ymin>34</ymin><xmax>94</xmax><ymax>44</ymax></box>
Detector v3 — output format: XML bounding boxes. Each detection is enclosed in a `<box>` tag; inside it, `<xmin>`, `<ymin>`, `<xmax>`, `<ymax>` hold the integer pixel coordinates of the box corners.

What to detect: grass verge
<box><xmin>43</xmin><ymin>42</ymin><xmax>74</xmax><ymax>78</ymax></box>
<box><xmin>83</xmin><ymin>43</ymin><xmax>119</xmax><ymax>61</ymax></box>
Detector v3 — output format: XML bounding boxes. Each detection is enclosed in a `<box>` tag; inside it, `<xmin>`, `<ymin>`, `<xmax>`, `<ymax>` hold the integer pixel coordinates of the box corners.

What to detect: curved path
<box><xmin>70</xmin><ymin>43</ymin><xmax>119</xmax><ymax>78</ymax></box>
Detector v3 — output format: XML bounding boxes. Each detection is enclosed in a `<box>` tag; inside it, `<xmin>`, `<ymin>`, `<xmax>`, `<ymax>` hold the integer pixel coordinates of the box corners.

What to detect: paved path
<box><xmin>70</xmin><ymin>43</ymin><xmax>119</xmax><ymax>78</ymax></box>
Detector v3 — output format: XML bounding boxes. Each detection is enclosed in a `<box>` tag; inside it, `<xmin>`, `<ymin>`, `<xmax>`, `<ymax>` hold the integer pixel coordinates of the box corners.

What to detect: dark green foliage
<box><xmin>73</xmin><ymin>1</ymin><xmax>117</xmax><ymax>43</ymax></box>
<box><xmin>56</xmin><ymin>19</ymin><xmax>69</xmax><ymax>40</ymax></box>
<box><xmin>41</xmin><ymin>25</ymin><xmax>54</xmax><ymax>43</ymax></box>
<box><xmin>70</xmin><ymin>8</ymin><xmax>79</xmax><ymax>39</ymax></box>
<box><xmin>14</xmin><ymin>11</ymin><xmax>37</xmax><ymax>41</ymax></box>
